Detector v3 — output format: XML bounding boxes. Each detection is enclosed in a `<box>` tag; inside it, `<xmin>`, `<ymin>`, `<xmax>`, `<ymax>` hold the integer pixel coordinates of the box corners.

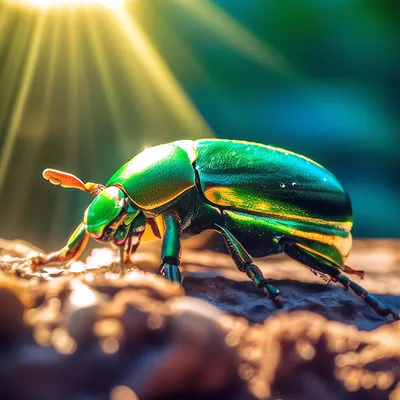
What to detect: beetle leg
<box><xmin>335</xmin><ymin>274</ymin><xmax>399</xmax><ymax>319</ymax></box>
<box><xmin>25</xmin><ymin>223</ymin><xmax>89</xmax><ymax>271</ymax></box>
<box><xmin>119</xmin><ymin>245</ymin><xmax>125</xmax><ymax>277</ymax></box>
<box><xmin>283</xmin><ymin>240</ymin><xmax>399</xmax><ymax>320</ymax></box>
<box><xmin>157</xmin><ymin>213</ymin><xmax>182</xmax><ymax>283</ymax></box>
<box><xmin>122</xmin><ymin>231</ymin><xmax>143</xmax><ymax>264</ymax></box>
<box><xmin>215</xmin><ymin>224</ymin><xmax>282</xmax><ymax>307</ymax></box>
<box><xmin>343</xmin><ymin>264</ymin><xmax>365</xmax><ymax>279</ymax></box>
<box><xmin>117</xmin><ymin>230</ymin><xmax>145</xmax><ymax>277</ymax></box>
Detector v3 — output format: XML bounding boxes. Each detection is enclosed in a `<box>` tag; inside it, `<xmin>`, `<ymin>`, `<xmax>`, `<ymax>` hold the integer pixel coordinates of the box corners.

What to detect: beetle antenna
<box><xmin>84</xmin><ymin>182</ymin><xmax>106</xmax><ymax>197</ymax></box>
<box><xmin>42</xmin><ymin>169</ymin><xmax>105</xmax><ymax>198</ymax></box>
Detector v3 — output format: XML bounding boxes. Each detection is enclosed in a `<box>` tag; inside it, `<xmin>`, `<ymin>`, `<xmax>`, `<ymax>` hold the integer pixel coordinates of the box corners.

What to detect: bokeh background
<box><xmin>0</xmin><ymin>0</ymin><xmax>399</xmax><ymax>251</ymax></box>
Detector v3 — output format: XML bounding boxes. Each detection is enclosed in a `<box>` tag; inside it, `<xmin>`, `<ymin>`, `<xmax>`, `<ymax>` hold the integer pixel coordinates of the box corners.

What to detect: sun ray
<box><xmin>66</xmin><ymin>7</ymin><xmax>80</xmax><ymax>170</ymax></box>
<box><xmin>0</xmin><ymin>5</ymin><xmax>11</xmax><ymax>55</ymax></box>
<box><xmin>85</xmin><ymin>8</ymin><xmax>129</xmax><ymax>157</ymax></box>
<box><xmin>48</xmin><ymin>7</ymin><xmax>82</xmax><ymax>242</ymax></box>
<box><xmin>4</xmin><ymin>0</ymin><xmax>126</xmax><ymax>9</ymax></box>
<box><xmin>0</xmin><ymin>0</ymin><xmax>294</xmax><ymax>246</ymax></box>
<box><xmin>0</xmin><ymin>10</ymin><xmax>47</xmax><ymax>197</ymax></box>
<box><xmin>16</xmin><ymin>11</ymin><xmax>62</xmax><ymax>223</ymax></box>
<box><xmin>0</xmin><ymin>15</ymin><xmax>35</xmax><ymax>133</ymax></box>
<box><xmin>173</xmin><ymin>0</ymin><xmax>297</xmax><ymax>77</ymax></box>
<box><xmin>77</xmin><ymin>17</ymin><xmax>96</xmax><ymax>179</ymax></box>
<box><xmin>110</xmin><ymin>6</ymin><xmax>214</xmax><ymax>140</ymax></box>
<box><xmin>41</xmin><ymin>12</ymin><xmax>62</xmax><ymax>123</ymax></box>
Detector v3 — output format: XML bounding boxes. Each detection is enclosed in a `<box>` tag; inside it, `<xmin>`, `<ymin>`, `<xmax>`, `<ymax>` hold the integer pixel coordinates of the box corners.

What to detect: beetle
<box><xmin>26</xmin><ymin>139</ymin><xmax>398</xmax><ymax>319</ymax></box>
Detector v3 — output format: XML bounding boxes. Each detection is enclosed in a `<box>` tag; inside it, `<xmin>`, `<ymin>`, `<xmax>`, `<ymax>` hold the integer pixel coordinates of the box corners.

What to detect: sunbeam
<box><xmin>14</xmin><ymin>12</ymin><xmax>62</xmax><ymax>222</ymax></box>
<box><xmin>110</xmin><ymin>7</ymin><xmax>213</xmax><ymax>140</ymax></box>
<box><xmin>0</xmin><ymin>10</ymin><xmax>47</xmax><ymax>197</ymax></box>
<box><xmin>173</xmin><ymin>0</ymin><xmax>296</xmax><ymax>77</ymax></box>
<box><xmin>0</xmin><ymin>0</ymin><xmax>296</xmax><ymax>245</ymax></box>
<box><xmin>0</xmin><ymin>13</ymin><xmax>35</xmax><ymax>132</ymax></box>
<box><xmin>85</xmin><ymin>8</ymin><xmax>129</xmax><ymax>156</ymax></box>
<box><xmin>67</xmin><ymin>7</ymin><xmax>80</xmax><ymax>170</ymax></box>
<box><xmin>5</xmin><ymin>0</ymin><xmax>125</xmax><ymax>9</ymax></box>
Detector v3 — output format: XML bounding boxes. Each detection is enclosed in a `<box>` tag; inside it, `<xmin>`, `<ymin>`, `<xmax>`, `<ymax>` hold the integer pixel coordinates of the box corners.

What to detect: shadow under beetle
<box><xmin>25</xmin><ymin>139</ymin><xmax>399</xmax><ymax>320</ymax></box>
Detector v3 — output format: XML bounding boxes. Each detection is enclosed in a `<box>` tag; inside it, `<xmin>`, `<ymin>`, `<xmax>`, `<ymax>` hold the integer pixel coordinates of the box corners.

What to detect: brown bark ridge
<box><xmin>0</xmin><ymin>235</ymin><xmax>399</xmax><ymax>400</ymax></box>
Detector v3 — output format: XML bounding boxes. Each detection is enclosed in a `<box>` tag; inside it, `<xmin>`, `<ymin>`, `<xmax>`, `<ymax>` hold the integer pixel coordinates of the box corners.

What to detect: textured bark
<box><xmin>0</xmin><ymin>235</ymin><xmax>399</xmax><ymax>400</ymax></box>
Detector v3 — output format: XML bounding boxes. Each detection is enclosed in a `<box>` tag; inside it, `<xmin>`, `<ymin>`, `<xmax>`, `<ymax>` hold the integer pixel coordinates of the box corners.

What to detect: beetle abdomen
<box><xmin>194</xmin><ymin>139</ymin><xmax>352</xmax><ymax>233</ymax></box>
<box><xmin>222</xmin><ymin>210</ymin><xmax>352</xmax><ymax>266</ymax></box>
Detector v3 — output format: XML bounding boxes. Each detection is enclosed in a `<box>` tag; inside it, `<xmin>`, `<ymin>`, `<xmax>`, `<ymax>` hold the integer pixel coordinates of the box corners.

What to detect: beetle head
<box><xmin>41</xmin><ymin>168</ymin><xmax>147</xmax><ymax>248</ymax></box>
<box><xmin>84</xmin><ymin>186</ymin><xmax>146</xmax><ymax>247</ymax></box>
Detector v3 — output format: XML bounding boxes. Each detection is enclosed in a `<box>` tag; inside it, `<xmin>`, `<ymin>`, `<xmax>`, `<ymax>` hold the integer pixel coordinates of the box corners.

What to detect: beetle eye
<box><xmin>115</xmin><ymin>226</ymin><xmax>127</xmax><ymax>241</ymax></box>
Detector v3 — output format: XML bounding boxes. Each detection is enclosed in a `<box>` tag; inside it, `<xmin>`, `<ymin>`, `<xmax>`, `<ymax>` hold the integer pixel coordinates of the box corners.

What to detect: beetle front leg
<box><xmin>215</xmin><ymin>224</ymin><xmax>282</xmax><ymax>307</ymax></box>
<box><xmin>26</xmin><ymin>223</ymin><xmax>89</xmax><ymax>272</ymax></box>
<box><xmin>119</xmin><ymin>229</ymin><xmax>144</xmax><ymax>276</ymax></box>
<box><xmin>156</xmin><ymin>213</ymin><xmax>182</xmax><ymax>283</ymax></box>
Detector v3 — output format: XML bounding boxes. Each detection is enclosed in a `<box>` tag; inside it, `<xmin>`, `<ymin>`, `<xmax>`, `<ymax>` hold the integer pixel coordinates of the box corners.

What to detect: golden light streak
<box><xmin>47</xmin><ymin>8</ymin><xmax>82</xmax><ymax>241</ymax></box>
<box><xmin>38</xmin><ymin>14</ymin><xmax>62</xmax><ymax>138</ymax></box>
<box><xmin>12</xmin><ymin>13</ymin><xmax>62</xmax><ymax>221</ymax></box>
<box><xmin>111</xmin><ymin>7</ymin><xmax>213</xmax><ymax>139</ymax></box>
<box><xmin>85</xmin><ymin>9</ymin><xmax>128</xmax><ymax>156</ymax></box>
<box><xmin>0</xmin><ymin>15</ymin><xmax>35</xmax><ymax>131</ymax></box>
<box><xmin>0</xmin><ymin>8</ymin><xmax>10</xmax><ymax>55</ymax></box>
<box><xmin>0</xmin><ymin>0</ymin><xmax>293</xmax><ymax>247</ymax></box>
<box><xmin>5</xmin><ymin>0</ymin><xmax>125</xmax><ymax>9</ymax></box>
<box><xmin>0</xmin><ymin>11</ymin><xmax>47</xmax><ymax>197</ymax></box>
<box><xmin>67</xmin><ymin>6</ymin><xmax>79</xmax><ymax>169</ymax></box>
<box><xmin>77</xmin><ymin>11</ymin><xmax>97</xmax><ymax>178</ymax></box>
<box><xmin>173</xmin><ymin>0</ymin><xmax>296</xmax><ymax>77</ymax></box>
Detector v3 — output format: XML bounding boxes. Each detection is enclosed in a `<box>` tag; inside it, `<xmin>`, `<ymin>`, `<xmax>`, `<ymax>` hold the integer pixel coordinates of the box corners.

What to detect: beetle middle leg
<box><xmin>215</xmin><ymin>224</ymin><xmax>282</xmax><ymax>307</ymax></box>
<box><xmin>282</xmin><ymin>239</ymin><xmax>399</xmax><ymax>320</ymax></box>
<box><xmin>156</xmin><ymin>213</ymin><xmax>182</xmax><ymax>284</ymax></box>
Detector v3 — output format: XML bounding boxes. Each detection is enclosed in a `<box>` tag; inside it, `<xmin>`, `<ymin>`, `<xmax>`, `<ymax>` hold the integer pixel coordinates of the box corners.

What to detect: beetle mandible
<box><xmin>26</xmin><ymin>139</ymin><xmax>398</xmax><ymax>319</ymax></box>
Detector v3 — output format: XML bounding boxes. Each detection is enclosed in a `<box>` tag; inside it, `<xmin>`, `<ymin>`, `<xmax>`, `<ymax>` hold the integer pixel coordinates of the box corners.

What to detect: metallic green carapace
<box><xmin>107</xmin><ymin>143</ymin><xmax>195</xmax><ymax>210</ymax></box>
<box><xmin>84</xmin><ymin>187</ymin><xmax>126</xmax><ymax>238</ymax></box>
<box><xmin>27</xmin><ymin>139</ymin><xmax>398</xmax><ymax>320</ymax></box>
<box><xmin>195</xmin><ymin>140</ymin><xmax>352</xmax><ymax>228</ymax></box>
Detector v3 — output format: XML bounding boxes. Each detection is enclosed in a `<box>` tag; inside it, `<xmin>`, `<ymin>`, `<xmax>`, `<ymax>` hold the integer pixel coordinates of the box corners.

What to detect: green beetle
<box><xmin>27</xmin><ymin>139</ymin><xmax>398</xmax><ymax>319</ymax></box>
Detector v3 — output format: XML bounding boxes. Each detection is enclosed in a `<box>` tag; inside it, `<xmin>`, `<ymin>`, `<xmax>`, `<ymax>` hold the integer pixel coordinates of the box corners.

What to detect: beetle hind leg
<box><xmin>282</xmin><ymin>239</ymin><xmax>399</xmax><ymax>320</ymax></box>
<box><xmin>215</xmin><ymin>224</ymin><xmax>282</xmax><ymax>307</ymax></box>
<box><xmin>335</xmin><ymin>274</ymin><xmax>398</xmax><ymax>319</ymax></box>
<box><xmin>246</xmin><ymin>263</ymin><xmax>282</xmax><ymax>306</ymax></box>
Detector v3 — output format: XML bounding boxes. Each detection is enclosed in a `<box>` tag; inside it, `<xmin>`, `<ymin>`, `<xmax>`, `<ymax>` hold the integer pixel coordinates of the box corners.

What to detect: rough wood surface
<box><xmin>0</xmin><ymin>235</ymin><xmax>399</xmax><ymax>399</ymax></box>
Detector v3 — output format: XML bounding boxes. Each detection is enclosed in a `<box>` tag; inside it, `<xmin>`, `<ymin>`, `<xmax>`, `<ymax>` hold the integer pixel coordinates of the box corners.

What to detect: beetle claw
<box><xmin>26</xmin><ymin>255</ymin><xmax>47</xmax><ymax>272</ymax></box>
<box><xmin>272</xmin><ymin>295</ymin><xmax>284</xmax><ymax>308</ymax></box>
<box><xmin>261</xmin><ymin>285</ymin><xmax>283</xmax><ymax>308</ymax></box>
<box><xmin>391</xmin><ymin>311</ymin><xmax>400</xmax><ymax>320</ymax></box>
<box><xmin>309</xmin><ymin>268</ymin><xmax>318</xmax><ymax>276</ymax></box>
<box><xmin>156</xmin><ymin>263</ymin><xmax>182</xmax><ymax>284</ymax></box>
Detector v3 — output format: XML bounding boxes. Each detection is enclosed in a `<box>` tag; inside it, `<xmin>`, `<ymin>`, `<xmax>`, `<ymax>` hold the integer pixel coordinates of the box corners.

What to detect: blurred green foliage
<box><xmin>0</xmin><ymin>0</ymin><xmax>399</xmax><ymax>250</ymax></box>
